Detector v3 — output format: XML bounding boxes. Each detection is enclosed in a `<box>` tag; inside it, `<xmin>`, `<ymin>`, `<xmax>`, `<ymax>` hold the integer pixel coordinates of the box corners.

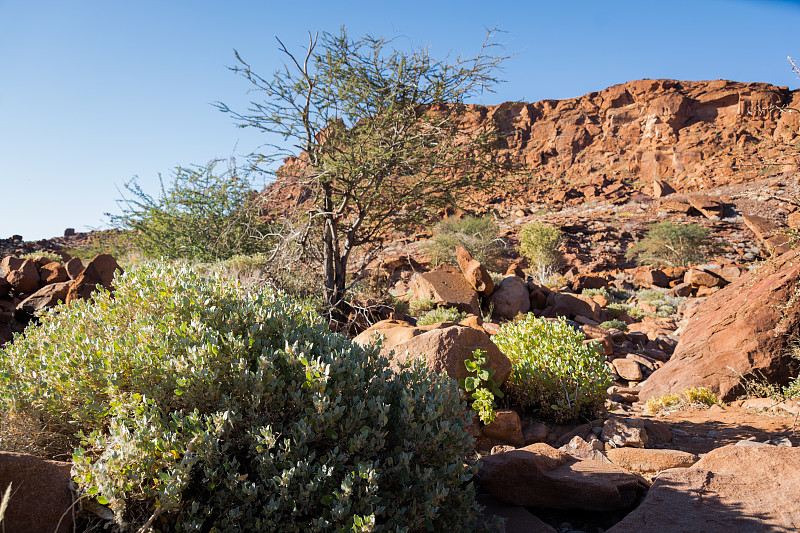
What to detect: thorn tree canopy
<box><xmin>217</xmin><ymin>27</ymin><xmax>514</xmax><ymax>315</ymax></box>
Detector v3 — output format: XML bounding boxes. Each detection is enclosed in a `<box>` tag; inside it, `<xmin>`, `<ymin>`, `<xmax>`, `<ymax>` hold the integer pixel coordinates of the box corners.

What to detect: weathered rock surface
<box><xmin>455</xmin><ymin>245</ymin><xmax>494</xmax><ymax>296</ymax></box>
<box><xmin>409</xmin><ymin>263</ymin><xmax>480</xmax><ymax>315</ymax></box>
<box><xmin>605</xmin><ymin>447</ymin><xmax>698</xmax><ymax>476</ymax></box>
<box><xmin>608</xmin><ymin>445</ymin><xmax>800</xmax><ymax>532</ymax></box>
<box><xmin>488</xmin><ymin>275</ymin><xmax>530</xmax><ymax>320</ymax></box>
<box><xmin>5</xmin><ymin>258</ymin><xmax>40</xmax><ymax>293</ymax></box>
<box><xmin>0</xmin><ymin>451</ymin><xmax>74</xmax><ymax>533</ymax></box>
<box><xmin>65</xmin><ymin>253</ymin><xmax>122</xmax><ymax>304</ymax></box>
<box><xmin>640</xmin><ymin>247</ymin><xmax>800</xmax><ymax>402</ymax></box>
<box><xmin>482</xmin><ymin>409</ymin><xmax>525</xmax><ymax>448</ymax></box>
<box><xmin>365</xmin><ymin>323</ymin><xmax>512</xmax><ymax>384</ymax></box>
<box><xmin>17</xmin><ymin>281</ymin><xmax>72</xmax><ymax>315</ymax></box>
<box><xmin>477</xmin><ymin>443</ymin><xmax>646</xmax><ymax>511</ymax></box>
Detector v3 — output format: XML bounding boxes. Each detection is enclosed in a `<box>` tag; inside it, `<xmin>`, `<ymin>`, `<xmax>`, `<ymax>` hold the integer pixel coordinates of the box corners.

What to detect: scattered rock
<box><xmin>455</xmin><ymin>246</ymin><xmax>495</xmax><ymax>296</ymax></box>
<box><xmin>409</xmin><ymin>264</ymin><xmax>480</xmax><ymax>315</ymax></box>
<box><xmin>602</xmin><ymin>417</ymin><xmax>648</xmax><ymax>448</ymax></box>
<box><xmin>16</xmin><ymin>281</ymin><xmax>72</xmax><ymax>315</ymax></box>
<box><xmin>477</xmin><ymin>443</ymin><xmax>646</xmax><ymax>511</ymax></box>
<box><xmin>489</xmin><ymin>276</ymin><xmax>530</xmax><ymax>320</ymax></box>
<box><xmin>605</xmin><ymin>448</ymin><xmax>698</xmax><ymax>476</ymax></box>
<box><xmin>482</xmin><ymin>409</ymin><xmax>525</xmax><ymax>448</ymax></box>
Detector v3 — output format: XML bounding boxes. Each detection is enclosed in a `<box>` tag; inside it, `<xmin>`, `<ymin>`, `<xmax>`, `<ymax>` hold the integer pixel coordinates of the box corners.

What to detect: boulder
<box><xmin>5</xmin><ymin>259</ymin><xmax>40</xmax><ymax>293</ymax></box>
<box><xmin>652</xmin><ymin>179</ymin><xmax>676</xmax><ymax>198</ymax></box>
<box><xmin>477</xmin><ymin>494</ymin><xmax>557</xmax><ymax>533</ymax></box>
<box><xmin>39</xmin><ymin>261</ymin><xmax>68</xmax><ymax>284</ymax></box>
<box><xmin>684</xmin><ymin>267</ymin><xmax>725</xmax><ymax>288</ymax></box>
<box><xmin>605</xmin><ymin>448</ymin><xmax>698</xmax><ymax>476</ymax></box>
<box><xmin>612</xmin><ymin>359</ymin><xmax>643</xmax><ymax>381</ymax></box>
<box><xmin>608</xmin><ymin>445</ymin><xmax>800</xmax><ymax>532</ymax></box>
<box><xmin>602</xmin><ymin>417</ymin><xmax>648</xmax><ymax>448</ymax></box>
<box><xmin>482</xmin><ymin>409</ymin><xmax>525</xmax><ymax>447</ymax></box>
<box><xmin>742</xmin><ymin>214</ymin><xmax>793</xmax><ymax>256</ymax></box>
<box><xmin>389</xmin><ymin>324</ymin><xmax>512</xmax><ymax>384</ymax></box>
<box><xmin>640</xmin><ymin>247</ymin><xmax>800</xmax><ymax>402</ymax></box>
<box><xmin>0</xmin><ymin>451</ymin><xmax>74</xmax><ymax>533</ymax></box>
<box><xmin>0</xmin><ymin>277</ymin><xmax>9</xmax><ymax>298</ymax></box>
<box><xmin>65</xmin><ymin>257</ymin><xmax>84</xmax><ymax>280</ymax></box>
<box><xmin>633</xmin><ymin>268</ymin><xmax>670</xmax><ymax>289</ymax></box>
<box><xmin>65</xmin><ymin>254</ymin><xmax>122</xmax><ymax>304</ymax></box>
<box><xmin>547</xmin><ymin>292</ymin><xmax>602</xmax><ymax>322</ymax></box>
<box><xmin>0</xmin><ymin>256</ymin><xmax>24</xmax><ymax>273</ymax></box>
<box><xmin>476</xmin><ymin>443</ymin><xmax>646</xmax><ymax>511</ymax></box>
<box><xmin>409</xmin><ymin>264</ymin><xmax>480</xmax><ymax>315</ymax></box>
<box><xmin>488</xmin><ymin>276</ymin><xmax>530</xmax><ymax>320</ymax></box>
<box><xmin>687</xmin><ymin>194</ymin><xmax>724</xmax><ymax>218</ymax></box>
<box><xmin>455</xmin><ymin>246</ymin><xmax>494</xmax><ymax>296</ymax></box>
<box><xmin>16</xmin><ymin>282</ymin><xmax>73</xmax><ymax>315</ymax></box>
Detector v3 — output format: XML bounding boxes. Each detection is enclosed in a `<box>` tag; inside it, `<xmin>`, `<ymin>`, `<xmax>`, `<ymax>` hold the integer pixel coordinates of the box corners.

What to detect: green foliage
<box><xmin>635</xmin><ymin>288</ymin><xmax>685</xmax><ymax>318</ymax></box>
<box><xmin>417</xmin><ymin>306</ymin><xmax>467</xmax><ymax>326</ymax></box>
<box><xmin>0</xmin><ymin>263</ymin><xmax>480</xmax><ymax>532</ymax></box>
<box><xmin>626</xmin><ymin>222</ymin><xmax>713</xmax><ymax>267</ymax></box>
<box><xmin>424</xmin><ymin>216</ymin><xmax>505</xmax><ymax>270</ymax></box>
<box><xmin>518</xmin><ymin>222</ymin><xmax>563</xmax><ymax>274</ymax></box>
<box><xmin>645</xmin><ymin>387</ymin><xmax>723</xmax><ymax>415</ymax></box>
<box><xmin>19</xmin><ymin>251</ymin><xmax>63</xmax><ymax>264</ymax></box>
<box><xmin>599</xmin><ymin>319</ymin><xmax>628</xmax><ymax>332</ymax></box>
<box><xmin>492</xmin><ymin>314</ymin><xmax>611</xmax><ymax>423</ymax></box>
<box><xmin>458</xmin><ymin>350</ymin><xmax>504</xmax><ymax>424</ymax></box>
<box><xmin>111</xmin><ymin>160</ymin><xmax>271</xmax><ymax>262</ymax></box>
<box><xmin>409</xmin><ymin>297</ymin><xmax>437</xmax><ymax>317</ymax></box>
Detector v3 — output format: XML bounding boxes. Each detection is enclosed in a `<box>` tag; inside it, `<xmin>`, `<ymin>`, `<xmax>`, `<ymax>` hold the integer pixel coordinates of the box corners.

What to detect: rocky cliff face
<box><xmin>467</xmin><ymin>79</ymin><xmax>800</xmax><ymax>203</ymax></box>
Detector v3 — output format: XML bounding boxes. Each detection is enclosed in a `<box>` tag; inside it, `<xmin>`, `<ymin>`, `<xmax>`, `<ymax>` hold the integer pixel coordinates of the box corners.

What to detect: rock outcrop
<box><xmin>640</xmin><ymin>247</ymin><xmax>800</xmax><ymax>401</ymax></box>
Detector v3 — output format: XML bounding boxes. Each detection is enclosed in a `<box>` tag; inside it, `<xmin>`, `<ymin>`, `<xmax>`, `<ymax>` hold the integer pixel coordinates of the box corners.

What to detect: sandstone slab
<box><xmin>409</xmin><ymin>264</ymin><xmax>480</xmax><ymax>315</ymax></box>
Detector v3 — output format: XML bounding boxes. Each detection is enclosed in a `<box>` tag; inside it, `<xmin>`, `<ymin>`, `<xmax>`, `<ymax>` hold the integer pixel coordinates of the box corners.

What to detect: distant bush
<box><xmin>19</xmin><ymin>250</ymin><xmax>63</xmax><ymax>264</ymax></box>
<box><xmin>424</xmin><ymin>215</ymin><xmax>505</xmax><ymax>269</ymax></box>
<box><xmin>626</xmin><ymin>222</ymin><xmax>712</xmax><ymax>267</ymax></box>
<box><xmin>417</xmin><ymin>306</ymin><xmax>467</xmax><ymax>326</ymax></box>
<box><xmin>409</xmin><ymin>297</ymin><xmax>437</xmax><ymax>316</ymax></box>
<box><xmin>492</xmin><ymin>314</ymin><xmax>611</xmax><ymax>423</ymax></box>
<box><xmin>111</xmin><ymin>160</ymin><xmax>273</xmax><ymax>261</ymax></box>
<box><xmin>0</xmin><ymin>263</ymin><xmax>480</xmax><ymax>531</ymax></box>
<box><xmin>518</xmin><ymin>222</ymin><xmax>563</xmax><ymax>278</ymax></box>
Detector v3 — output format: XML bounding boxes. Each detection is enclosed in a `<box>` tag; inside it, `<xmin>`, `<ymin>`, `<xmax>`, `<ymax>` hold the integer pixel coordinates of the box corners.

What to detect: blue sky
<box><xmin>2</xmin><ymin>0</ymin><xmax>800</xmax><ymax>240</ymax></box>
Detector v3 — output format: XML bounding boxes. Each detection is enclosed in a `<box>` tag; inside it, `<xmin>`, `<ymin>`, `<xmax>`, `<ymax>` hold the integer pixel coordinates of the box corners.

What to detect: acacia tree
<box><xmin>217</xmin><ymin>28</ymin><xmax>512</xmax><ymax>316</ymax></box>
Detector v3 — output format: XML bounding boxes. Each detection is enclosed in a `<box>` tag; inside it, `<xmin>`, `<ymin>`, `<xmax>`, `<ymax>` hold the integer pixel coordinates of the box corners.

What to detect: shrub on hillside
<box><xmin>517</xmin><ymin>222</ymin><xmax>563</xmax><ymax>279</ymax></box>
<box><xmin>492</xmin><ymin>314</ymin><xmax>611</xmax><ymax>423</ymax></box>
<box><xmin>626</xmin><ymin>222</ymin><xmax>712</xmax><ymax>267</ymax></box>
<box><xmin>0</xmin><ymin>263</ymin><xmax>480</xmax><ymax>531</ymax></box>
<box><xmin>424</xmin><ymin>215</ymin><xmax>505</xmax><ymax>269</ymax></box>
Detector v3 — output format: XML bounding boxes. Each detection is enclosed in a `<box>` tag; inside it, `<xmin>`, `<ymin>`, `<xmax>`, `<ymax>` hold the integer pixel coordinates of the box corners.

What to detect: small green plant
<box><xmin>19</xmin><ymin>250</ymin><xmax>63</xmax><ymax>264</ymax></box>
<box><xmin>599</xmin><ymin>319</ymin><xmax>628</xmax><ymax>332</ymax></box>
<box><xmin>409</xmin><ymin>297</ymin><xmax>437</xmax><ymax>316</ymax></box>
<box><xmin>458</xmin><ymin>349</ymin><xmax>504</xmax><ymax>424</ymax></box>
<box><xmin>518</xmin><ymin>222</ymin><xmax>563</xmax><ymax>276</ymax></box>
<box><xmin>424</xmin><ymin>215</ymin><xmax>505</xmax><ymax>269</ymax></box>
<box><xmin>626</xmin><ymin>222</ymin><xmax>713</xmax><ymax>267</ymax></box>
<box><xmin>493</xmin><ymin>314</ymin><xmax>611</xmax><ymax>423</ymax></box>
<box><xmin>417</xmin><ymin>306</ymin><xmax>467</xmax><ymax>326</ymax></box>
<box><xmin>645</xmin><ymin>387</ymin><xmax>723</xmax><ymax>415</ymax></box>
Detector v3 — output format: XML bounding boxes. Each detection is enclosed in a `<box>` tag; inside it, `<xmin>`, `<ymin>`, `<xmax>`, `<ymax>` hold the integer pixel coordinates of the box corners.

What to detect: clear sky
<box><xmin>2</xmin><ymin>0</ymin><xmax>799</xmax><ymax>240</ymax></box>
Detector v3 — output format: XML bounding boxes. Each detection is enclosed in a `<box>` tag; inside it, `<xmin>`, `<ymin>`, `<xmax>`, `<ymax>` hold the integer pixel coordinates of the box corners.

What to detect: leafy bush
<box><xmin>517</xmin><ymin>222</ymin><xmax>563</xmax><ymax>276</ymax></box>
<box><xmin>626</xmin><ymin>222</ymin><xmax>712</xmax><ymax>267</ymax></box>
<box><xmin>111</xmin><ymin>160</ymin><xmax>272</xmax><ymax>261</ymax></box>
<box><xmin>599</xmin><ymin>319</ymin><xmax>628</xmax><ymax>332</ymax></box>
<box><xmin>492</xmin><ymin>314</ymin><xmax>612</xmax><ymax>423</ymax></box>
<box><xmin>424</xmin><ymin>215</ymin><xmax>505</xmax><ymax>269</ymax></box>
<box><xmin>20</xmin><ymin>250</ymin><xmax>63</xmax><ymax>264</ymax></box>
<box><xmin>644</xmin><ymin>387</ymin><xmax>723</xmax><ymax>415</ymax></box>
<box><xmin>459</xmin><ymin>350</ymin><xmax>504</xmax><ymax>424</ymax></box>
<box><xmin>417</xmin><ymin>306</ymin><xmax>467</xmax><ymax>326</ymax></box>
<box><xmin>409</xmin><ymin>297</ymin><xmax>437</xmax><ymax>317</ymax></box>
<box><xmin>0</xmin><ymin>263</ymin><xmax>480</xmax><ymax>532</ymax></box>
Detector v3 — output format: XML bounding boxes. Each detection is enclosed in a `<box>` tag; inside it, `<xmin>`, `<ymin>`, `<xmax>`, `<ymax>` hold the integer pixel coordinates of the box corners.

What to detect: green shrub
<box><xmin>492</xmin><ymin>314</ymin><xmax>612</xmax><ymax>423</ymax></box>
<box><xmin>409</xmin><ymin>297</ymin><xmax>437</xmax><ymax>316</ymax></box>
<box><xmin>645</xmin><ymin>387</ymin><xmax>723</xmax><ymax>415</ymax></box>
<box><xmin>599</xmin><ymin>319</ymin><xmax>628</xmax><ymax>332</ymax></box>
<box><xmin>0</xmin><ymin>263</ymin><xmax>480</xmax><ymax>532</ymax></box>
<box><xmin>19</xmin><ymin>250</ymin><xmax>63</xmax><ymax>264</ymax></box>
<box><xmin>424</xmin><ymin>215</ymin><xmax>505</xmax><ymax>269</ymax></box>
<box><xmin>517</xmin><ymin>222</ymin><xmax>563</xmax><ymax>276</ymax></box>
<box><xmin>417</xmin><ymin>306</ymin><xmax>467</xmax><ymax>326</ymax></box>
<box><xmin>111</xmin><ymin>160</ymin><xmax>273</xmax><ymax>261</ymax></box>
<box><xmin>626</xmin><ymin>222</ymin><xmax>712</xmax><ymax>267</ymax></box>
